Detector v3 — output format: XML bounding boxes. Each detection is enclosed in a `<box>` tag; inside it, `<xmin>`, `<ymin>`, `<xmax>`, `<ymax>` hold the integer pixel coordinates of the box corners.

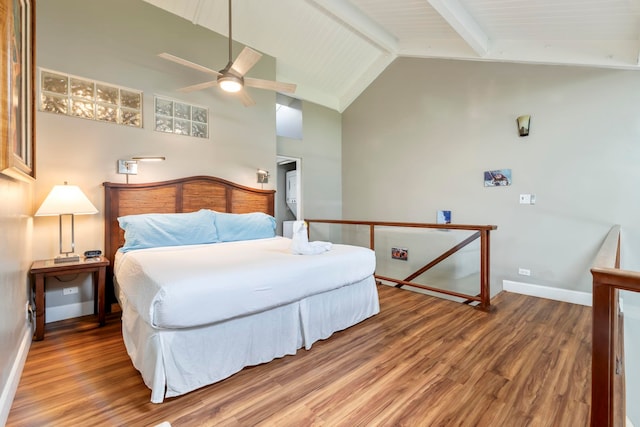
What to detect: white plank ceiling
<box><xmin>142</xmin><ymin>0</ymin><xmax>640</xmax><ymax>111</ymax></box>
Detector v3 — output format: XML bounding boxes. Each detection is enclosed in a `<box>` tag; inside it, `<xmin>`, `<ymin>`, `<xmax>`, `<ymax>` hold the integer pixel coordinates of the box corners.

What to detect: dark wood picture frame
<box><xmin>1</xmin><ymin>0</ymin><xmax>35</xmax><ymax>180</ymax></box>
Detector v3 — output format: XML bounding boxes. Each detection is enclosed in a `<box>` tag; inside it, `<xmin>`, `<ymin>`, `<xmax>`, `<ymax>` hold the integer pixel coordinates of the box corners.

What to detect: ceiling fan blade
<box><xmin>236</xmin><ymin>89</ymin><xmax>256</xmax><ymax>107</ymax></box>
<box><xmin>230</xmin><ymin>47</ymin><xmax>262</xmax><ymax>77</ymax></box>
<box><xmin>178</xmin><ymin>80</ymin><xmax>218</xmax><ymax>93</ymax></box>
<box><xmin>158</xmin><ymin>52</ymin><xmax>220</xmax><ymax>76</ymax></box>
<box><xmin>245</xmin><ymin>77</ymin><xmax>296</xmax><ymax>94</ymax></box>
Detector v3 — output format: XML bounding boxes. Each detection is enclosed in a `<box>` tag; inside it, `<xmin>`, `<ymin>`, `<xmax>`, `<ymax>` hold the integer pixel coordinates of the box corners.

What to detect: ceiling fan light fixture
<box><xmin>218</xmin><ymin>74</ymin><xmax>243</xmax><ymax>93</ymax></box>
<box><xmin>159</xmin><ymin>0</ymin><xmax>293</xmax><ymax>105</ymax></box>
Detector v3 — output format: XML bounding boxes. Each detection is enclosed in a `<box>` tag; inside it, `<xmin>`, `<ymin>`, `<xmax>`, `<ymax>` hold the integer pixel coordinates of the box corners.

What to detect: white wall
<box><xmin>342</xmin><ymin>57</ymin><xmax>640</xmax><ymax>294</ymax></box>
<box><xmin>0</xmin><ymin>177</ymin><xmax>32</xmax><ymax>425</ymax></box>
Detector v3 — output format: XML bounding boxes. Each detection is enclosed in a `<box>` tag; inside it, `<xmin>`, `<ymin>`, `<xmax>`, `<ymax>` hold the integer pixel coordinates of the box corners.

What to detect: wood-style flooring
<box><xmin>7</xmin><ymin>285</ymin><xmax>592</xmax><ymax>426</ymax></box>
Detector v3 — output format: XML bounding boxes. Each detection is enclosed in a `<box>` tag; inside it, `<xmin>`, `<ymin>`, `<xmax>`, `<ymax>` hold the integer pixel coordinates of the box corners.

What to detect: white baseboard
<box><xmin>46</xmin><ymin>301</ymin><xmax>95</xmax><ymax>323</ymax></box>
<box><xmin>503</xmin><ymin>280</ymin><xmax>592</xmax><ymax>306</ymax></box>
<box><xmin>0</xmin><ymin>325</ymin><xmax>32</xmax><ymax>426</ymax></box>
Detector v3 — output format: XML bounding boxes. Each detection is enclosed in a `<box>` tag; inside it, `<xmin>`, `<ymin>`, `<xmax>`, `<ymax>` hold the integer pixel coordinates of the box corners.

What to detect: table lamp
<box><xmin>35</xmin><ymin>182</ymin><xmax>98</xmax><ymax>263</ymax></box>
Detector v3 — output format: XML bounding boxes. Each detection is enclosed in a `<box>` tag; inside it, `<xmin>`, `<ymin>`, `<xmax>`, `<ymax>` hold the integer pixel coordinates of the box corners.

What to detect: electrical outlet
<box><xmin>391</xmin><ymin>247</ymin><xmax>408</xmax><ymax>261</ymax></box>
<box><xmin>518</xmin><ymin>268</ymin><xmax>531</xmax><ymax>276</ymax></box>
<box><xmin>63</xmin><ymin>286</ymin><xmax>79</xmax><ymax>295</ymax></box>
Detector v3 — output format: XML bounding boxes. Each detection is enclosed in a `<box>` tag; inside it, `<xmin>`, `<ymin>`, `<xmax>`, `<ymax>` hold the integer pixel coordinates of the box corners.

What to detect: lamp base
<box><xmin>54</xmin><ymin>254</ymin><xmax>80</xmax><ymax>264</ymax></box>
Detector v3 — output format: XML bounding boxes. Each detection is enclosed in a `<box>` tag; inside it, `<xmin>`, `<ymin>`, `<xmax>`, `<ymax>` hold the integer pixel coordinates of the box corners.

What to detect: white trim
<box><xmin>503</xmin><ymin>280</ymin><xmax>592</xmax><ymax>306</ymax></box>
<box><xmin>428</xmin><ymin>0</ymin><xmax>489</xmax><ymax>56</ymax></box>
<box><xmin>0</xmin><ymin>326</ymin><xmax>32</xmax><ymax>426</ymax></box>
<box><xmin>46</xmin><ymin>301</ymin><xmax>95</xmax><ymax>323</ymax></box>
<box><xmin>308</xmin><ymin>0</ymin><xmax>398</xmax><ymax>53</ymax></box>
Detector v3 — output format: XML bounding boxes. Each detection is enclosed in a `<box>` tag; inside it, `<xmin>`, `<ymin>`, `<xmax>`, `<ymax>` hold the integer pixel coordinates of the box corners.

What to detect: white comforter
<box><xmin>114</xmin><ymin>237</ymin><xmax>376</xmax><ymax>329</ymax></box>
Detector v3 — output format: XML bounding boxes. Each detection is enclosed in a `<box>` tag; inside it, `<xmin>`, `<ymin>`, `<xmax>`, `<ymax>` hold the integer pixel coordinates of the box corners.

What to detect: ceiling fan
<box><xmin>158</xmin><ymin>0</ymin><xmax>296</xmax><ymax>107</ymax></box>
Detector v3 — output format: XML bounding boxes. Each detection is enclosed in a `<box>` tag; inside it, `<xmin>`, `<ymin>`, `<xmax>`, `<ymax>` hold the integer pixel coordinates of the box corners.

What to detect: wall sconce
<box><xmin>117</xmin><ymin>156</ymin><xmax>166</xmax><ymax>183</ymax></box>
<box><xmin>35</xmin><ymin>182</ymin><xmax>99</xmax><ymax>263</ymax></box>
<box><xmin>257</xmin><ymin>169</ymin><xmax>270</xmax><ymax>184</ymax></box>
<box><xmin>517</xmin><ymin>115</ymin><xmax>531</xmax><ymax>137</ymax></box>
<box><xmin>117</xmin><ymin>159</ymin><xmax>138</xmax><ymax>175</ymax></box>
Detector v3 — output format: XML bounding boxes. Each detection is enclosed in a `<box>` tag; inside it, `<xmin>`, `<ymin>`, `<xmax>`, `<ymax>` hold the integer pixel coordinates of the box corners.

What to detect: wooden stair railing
<box><xmin>591</xmin><ymin>225</ymin><xmax>640</xmax><ymax>426</ymax></box>
<box><xmin>306</xmin><ymin>220</ymin><xmax>497</xmax><ymax>311</ymax></box>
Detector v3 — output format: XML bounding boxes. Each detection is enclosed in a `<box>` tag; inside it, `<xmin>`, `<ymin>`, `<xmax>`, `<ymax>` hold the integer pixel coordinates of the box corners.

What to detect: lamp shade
<box><xmin>35</xmin><ymin>184</ymin><xmax>98</xmax><ymax>216</ymax></box>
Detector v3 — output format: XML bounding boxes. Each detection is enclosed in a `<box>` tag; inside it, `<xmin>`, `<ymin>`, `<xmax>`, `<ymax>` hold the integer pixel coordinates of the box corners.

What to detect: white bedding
<box><xmin>114</xmin><ymin>236</ymin><xmax>376</xmax><ymax>329</ymax></box>
<box><xmin>121</xmin><ymin>276</ymin><xmax>379</xmax><ymax>402</ymax></box>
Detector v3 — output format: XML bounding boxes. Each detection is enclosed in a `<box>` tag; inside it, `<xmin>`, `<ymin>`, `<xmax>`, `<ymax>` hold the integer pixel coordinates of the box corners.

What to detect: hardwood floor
<box><xmin>7</xmin><ymin>285</ymin><xmax>592</xmax><ymax>426</ymax></box>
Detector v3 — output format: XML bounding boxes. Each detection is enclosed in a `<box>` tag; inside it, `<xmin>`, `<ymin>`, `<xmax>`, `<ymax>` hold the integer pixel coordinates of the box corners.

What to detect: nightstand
<box><xmin>29</xmin><ymin>256</ymin><xmax>110</xmax><ymax>341</ymax></box>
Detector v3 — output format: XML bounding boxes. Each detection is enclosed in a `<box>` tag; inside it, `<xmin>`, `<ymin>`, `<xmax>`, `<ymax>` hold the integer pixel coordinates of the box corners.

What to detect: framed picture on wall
<box><xmin>1</xmin><ymin>0</ymin><xmax>35</xmax><ymax>180</ymax></box>
<box><xmin>437</xmin><ymin>210</ymin><xmax>451</xmax><ymax>224</ymax></box>
<box><xmin>483</xmin><ymin>169</ymin><xmax>511</xmax><ymax>187</ymax></box>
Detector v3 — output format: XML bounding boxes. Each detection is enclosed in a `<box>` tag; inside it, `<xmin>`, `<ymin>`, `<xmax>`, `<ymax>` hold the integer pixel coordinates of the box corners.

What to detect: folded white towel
<box><xmin>290</xmin><ymin>221</ymin><xmax>332</xmax><ymax>255</ymax></box>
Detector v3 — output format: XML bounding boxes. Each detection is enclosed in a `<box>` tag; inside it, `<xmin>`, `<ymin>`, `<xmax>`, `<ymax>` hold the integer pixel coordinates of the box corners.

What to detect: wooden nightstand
<box><xmin>29</xmin><ymin>256</ymin><xmax>110</xmax><ymax>341</ymax></box>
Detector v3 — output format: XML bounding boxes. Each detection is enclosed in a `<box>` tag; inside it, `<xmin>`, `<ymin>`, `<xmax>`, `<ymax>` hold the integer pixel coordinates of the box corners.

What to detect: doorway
<box><xmin>276</xmin><ymin>155</ymin><xmax>301</xmax><ymax>237</ymax></box>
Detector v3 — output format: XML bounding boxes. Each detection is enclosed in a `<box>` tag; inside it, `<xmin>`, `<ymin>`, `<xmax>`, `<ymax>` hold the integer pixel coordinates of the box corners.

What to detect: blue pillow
<box><xmin>118</xmin><ymin>209</ymin><xmax>219</xmax><ymax>252</ymax></box>
<box><xmin>214</xmin><ymin>212</ymin><xmax>276</xmax><ymax>242</ymax></box>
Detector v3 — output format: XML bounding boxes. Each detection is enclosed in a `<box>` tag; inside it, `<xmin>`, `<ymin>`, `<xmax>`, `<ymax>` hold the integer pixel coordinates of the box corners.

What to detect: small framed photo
<box><xmin>437</xmin><ymin>210</ymin><xmax>451</xmax><ymax>224</ymax></box>
<box><xmin>391</xmin><ymin>247</ymin><xmax>408</xmax><ymax>261</ymax></box>
<box><xmin>484</xmin><ymin>169</ymin><xmax>512</xmax><ymax>187</ymax></box>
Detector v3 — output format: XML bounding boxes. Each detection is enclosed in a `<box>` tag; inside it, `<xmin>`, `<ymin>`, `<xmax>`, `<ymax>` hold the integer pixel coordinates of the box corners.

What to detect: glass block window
<box><xmin>154</xmin><ymin>96</ymin><xmax>208</xmax><ymax>138</ymax></box>
<box><xmin>39</xmin><ymin>68</ymin><xmax>142</xmax><ymax>128</ymax></box>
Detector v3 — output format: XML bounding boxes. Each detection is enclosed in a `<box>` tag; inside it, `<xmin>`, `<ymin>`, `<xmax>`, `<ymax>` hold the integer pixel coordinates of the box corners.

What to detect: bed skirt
<box><xmin>119</xmin><ymin>276</ymin><xmax>380</xmax><ymax>403</ymax></box>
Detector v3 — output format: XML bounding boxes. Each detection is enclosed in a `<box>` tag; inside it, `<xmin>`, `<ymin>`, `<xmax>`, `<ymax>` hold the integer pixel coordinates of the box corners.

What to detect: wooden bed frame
<box><xmin>103</xmin><ymin>176</ymin><xmax>275</xmax><ymax>301</ymax></box>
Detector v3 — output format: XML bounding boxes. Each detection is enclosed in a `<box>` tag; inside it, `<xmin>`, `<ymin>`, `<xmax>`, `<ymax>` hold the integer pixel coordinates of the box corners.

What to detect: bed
<box><xmin>103</xmin><ymin>176</ymin><xmax>380</xmax><ymax>403</ymax></box>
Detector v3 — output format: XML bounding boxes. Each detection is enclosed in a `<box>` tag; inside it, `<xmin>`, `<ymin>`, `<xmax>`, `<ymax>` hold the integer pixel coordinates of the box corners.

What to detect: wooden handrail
<box><xmin>593</xmin><ymin>225</ymin><xmax>621</xmax><ymax>269</ymax></box>
<box><xmin>592</xmin><ymin>267</ymin><xmax>640</xmax><ymax>293</ymax></box>
<box><xmin>590</xmin><ymin>225</ymin><xmax>640</xmax><ymax>427</ymax></box>
<box><xmin>305</xmin><ymin>219</ymin><xmax>496</xmax><ymax>232</ymax></box>
<box><xmin>306</xmin><ymin>219</ymin><xmax>497</xmax><ymax>310</ymax></box>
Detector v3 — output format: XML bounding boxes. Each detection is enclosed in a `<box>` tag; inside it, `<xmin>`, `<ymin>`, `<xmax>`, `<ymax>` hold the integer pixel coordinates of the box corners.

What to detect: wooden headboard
<box><xmin>103</xmin><ymin>176</ymin><xmax>275</xmax><ymax>300</ymax></box>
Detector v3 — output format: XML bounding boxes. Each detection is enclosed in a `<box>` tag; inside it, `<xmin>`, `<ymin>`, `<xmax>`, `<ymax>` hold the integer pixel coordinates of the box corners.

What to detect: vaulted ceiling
<box><xmin>142</xmin><ymin>0</ymin><xmax>640</xmax><ymax>112</ymax></box>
